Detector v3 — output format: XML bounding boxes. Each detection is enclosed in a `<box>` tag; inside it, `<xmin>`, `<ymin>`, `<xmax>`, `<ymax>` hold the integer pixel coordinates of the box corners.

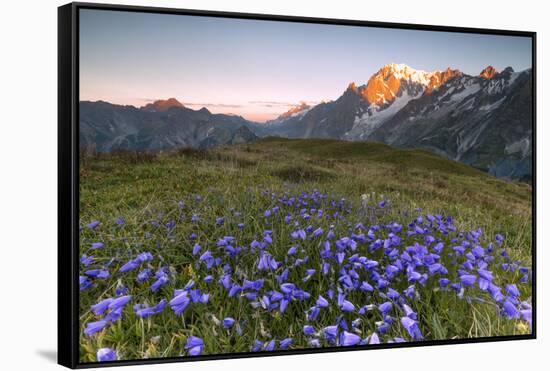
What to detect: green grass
<box><xmin>78</xmin><ymin>138</ymin><xmax>532</xmax><ymax>362</ymax></box>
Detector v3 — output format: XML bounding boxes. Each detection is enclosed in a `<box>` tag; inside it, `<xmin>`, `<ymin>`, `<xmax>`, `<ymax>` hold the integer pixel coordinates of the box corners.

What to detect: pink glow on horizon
<box><xmin>79</xmin><ymin>88</ymin><xmax>325</xmax><ymax>122</ymax></box>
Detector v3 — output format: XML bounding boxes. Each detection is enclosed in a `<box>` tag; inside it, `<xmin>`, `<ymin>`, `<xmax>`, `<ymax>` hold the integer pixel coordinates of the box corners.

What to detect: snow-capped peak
<box><xmin>359</xmin><ymin>63</ymin><xmax>462</xmax><ymax>105</ymax></box>
<box><xmin>377</xmin><ymin>63</ymin><xmax>433</xmax><ymax>86</ymax></box>
<box><xmin>278</xmin><ymin>101</ymin><xmax>311</xmax><ymax>120</ymax></box>
<box><xmin>264</xmin><ymin>101</ymin><xmax>312</xmax><ymax>125</ymax></box>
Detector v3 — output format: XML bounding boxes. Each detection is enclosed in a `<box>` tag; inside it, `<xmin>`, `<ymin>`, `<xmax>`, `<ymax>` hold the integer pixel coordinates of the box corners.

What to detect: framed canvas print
<box><xmin>58</xmin><ymin>2</ymin><xmax>536</xmax><ymax>368</ymax></box>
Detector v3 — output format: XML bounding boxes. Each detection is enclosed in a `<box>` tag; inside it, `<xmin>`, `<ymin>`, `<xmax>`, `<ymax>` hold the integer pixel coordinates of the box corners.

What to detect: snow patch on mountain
<box><xmin>485</xmin><ymin>71</ymin><xmax>520</xmax><ymax>95</ymax></box>
<box><xmin>453</xmin><ymin>97</ymin><xmax>476</xmax><ymax>114</ymax></box>
<box><xmin>265</xmin><ymin>102</ymin><xmax>312</xmax><ymax>126</ymax></box>
<box><xmin>346</xmin><ymin>91</ymin><xmax>420</xmax><ymax>139</ymax></box>
<box><xmin>449</xmin><ymin>82</ymin><xmax>481</xmax><ymax>103</ymax></box>
<box><xmin>479</xmin><ymin>96</ymin><xmax>507</xmax><ymax>111</ymax></box>
<box><xmin>383</xmin><ymin>63</ymin><xmax>433</xmax><ymax>86</ymax></box>
<box><xmin>454</xmin><ymin>120</ymin><xmax>492</xmax><ymax>161</ymax></box>
<box><xmin>290</xmin><ymin>107</ymin><xmax>311</xmax><ymax>119</ymax></box>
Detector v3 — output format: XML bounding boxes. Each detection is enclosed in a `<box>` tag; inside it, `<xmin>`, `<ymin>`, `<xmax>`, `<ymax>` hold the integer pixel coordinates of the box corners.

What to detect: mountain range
<box><xmin>79</xmin><ymin>100</ymin><xmax>260</xmax><ymax>151</ymax></box>
<box><xmin>79</xmin><ymin>63</ymin><xmax>533</xmax><ymax>180</ymax></box>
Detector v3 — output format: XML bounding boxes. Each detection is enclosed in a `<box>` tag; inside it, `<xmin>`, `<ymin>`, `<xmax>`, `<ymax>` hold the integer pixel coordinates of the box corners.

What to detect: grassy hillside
<box><xmin>78</xmin><ymin>138</ymin><xmax>532</xmax><ymax>363</ymax></box>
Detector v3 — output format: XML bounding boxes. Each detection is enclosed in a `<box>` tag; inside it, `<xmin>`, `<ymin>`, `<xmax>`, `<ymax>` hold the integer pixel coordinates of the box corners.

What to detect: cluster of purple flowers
<box><xmin>134</xmin><ymin>299</ymin><xmax>167</xmax><ymax>319</ymax></box>
<box><xmin>252</xmin><ymin>338</ymin><xmax>293</xmax><ymax>352</ymax></box>
<box><xmin>80</xmin><ymin>188</ymin><xmax>532</xmax><ymax>361</ymax></box>
<box><xmin>170</xmin><ymin>280</ymin><xmax>210</xmax><ymax>315</ymax></box>
<box><xmin>84</xmin><ymin>295</ymin><xmax>132</xmax><ymax>337</ymax></box>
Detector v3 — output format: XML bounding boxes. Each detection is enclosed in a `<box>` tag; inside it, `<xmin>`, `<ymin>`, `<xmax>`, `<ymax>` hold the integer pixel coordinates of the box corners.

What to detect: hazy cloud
<box><xmin>135</xmin><ymin>98</ymin><xmax>243</xmax><ymax>108</ymax></box>
<box><xmin>183</xmin><ymin>102</ymin><xmax>243</xmax><ymax>109</ymax></box>
<box><xmin>249</xmin><ymin>100</ymin><xmax>320</xmax><ymax>108</ymax></box>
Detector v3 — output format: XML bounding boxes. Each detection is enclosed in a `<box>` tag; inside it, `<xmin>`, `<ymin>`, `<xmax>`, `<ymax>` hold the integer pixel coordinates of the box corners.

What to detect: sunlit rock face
<box><xmin>141</xmin><ymin>98</ymin><xmax>185</xmax><ymax>112</ymax></box>
<box><xmin>480</xmin><ymin>65</ymin><xmax>499</xmax><ymax>80</ymax></box>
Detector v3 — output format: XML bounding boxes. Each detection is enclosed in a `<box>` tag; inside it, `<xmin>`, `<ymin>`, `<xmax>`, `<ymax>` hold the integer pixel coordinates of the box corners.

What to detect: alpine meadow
<box><xmin>77</xmin><ymin>8</ymin><xmax>533</xmax><ymax>364</ymax></box>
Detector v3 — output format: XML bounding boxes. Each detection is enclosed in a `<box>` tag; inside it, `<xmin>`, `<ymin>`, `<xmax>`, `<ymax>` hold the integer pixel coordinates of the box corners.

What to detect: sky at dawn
<box><xmin>80</xmin><ymin>9</ymin><xmax>532</xmax><ymax>122</ymax></box>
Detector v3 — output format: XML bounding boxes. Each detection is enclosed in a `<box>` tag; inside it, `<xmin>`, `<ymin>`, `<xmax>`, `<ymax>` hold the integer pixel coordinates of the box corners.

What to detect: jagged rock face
<box><xmin>367</xmin><ymin>68</ymin><xmax>532</xmax><ymax>180</ymax></box>
<box><xmin>425</xmin><ymin>68</ymin><xmax>463</xmax><ymax>94</ymax></box>
<box><xmin>480</xmin><ymin>66</ymin><xmax>498</xmax><ymax>79</ymax></box>
<box><xmin>362</xmin><ymin>66</ymin><xmax>402</xmax><ymax>105</ymax></box>
<box><xmin>265</xmin><ymin>63</ymin><xmax>532</xmax><ymax>180</ymax></box>
<box><xmin>278</xmin><ymin>102</ymin><xmax>311</xmax><ymax>120</ymax></box>
<box><xmin>361</xmin><ymin>64</ymin><xmax>426</xmax><ymax>105</ymax></box>
<box><xmin>80</xmin><ymin>101</ymin><xmax>258</xmax><ymax>152</ymax></box>
<box><xmin>265</xmin><ymin>102</ymin><xmax>312</xmax><ymax>126</ymax></box>
<box><xmin>356</xmin><ymin>64</ymin><xmax>462</xmax><ymax>104</ymax></box>
<box><xmin>266</xmin><ymin>86</ymin><xmax>367</xmax><ymax>139</ymax></box>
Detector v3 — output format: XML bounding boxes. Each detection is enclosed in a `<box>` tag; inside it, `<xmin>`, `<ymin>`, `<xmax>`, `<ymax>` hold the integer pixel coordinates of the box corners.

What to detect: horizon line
<box><xmin>80</xmin><ymin>64</ymin><xmax>532</xmax><ymax>122</ymax></box>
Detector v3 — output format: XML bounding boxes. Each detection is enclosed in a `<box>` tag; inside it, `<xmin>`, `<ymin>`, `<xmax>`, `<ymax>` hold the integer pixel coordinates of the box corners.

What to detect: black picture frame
<box><xmin>58</xmin><ymin>2</ymin><xmax>537</xmax><ymax>368</ymax></box>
